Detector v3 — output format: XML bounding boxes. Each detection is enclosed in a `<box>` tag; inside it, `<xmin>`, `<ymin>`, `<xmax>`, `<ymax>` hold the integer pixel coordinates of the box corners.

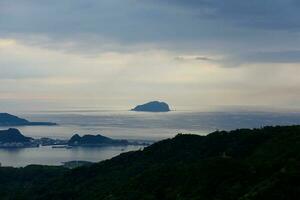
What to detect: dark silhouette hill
<box><xmin>0</xmin><ymin>126</ymin><xmax>300</xmax><ymax>199</ymax></box>
<box><xmin>131</xmin><ymin>101</ymin><xmax>170</xmax><ymax>112</ymax></box>
<box><xmin>0</xmin><ymin>113</ymin><xmax>57</xmax><ymax>126</ymax></box>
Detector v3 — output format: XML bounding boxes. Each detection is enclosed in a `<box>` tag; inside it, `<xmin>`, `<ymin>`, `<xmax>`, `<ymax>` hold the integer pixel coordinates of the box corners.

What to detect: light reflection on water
<box><xmin>15</xmin><ymin>110</ymin><xmax>300</xmax><ymax>140</ymax></box>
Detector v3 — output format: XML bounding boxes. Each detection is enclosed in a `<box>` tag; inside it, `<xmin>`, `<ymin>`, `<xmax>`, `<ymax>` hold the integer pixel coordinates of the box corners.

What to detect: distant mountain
<box><xmin>0</xmin><ymin>128</ymin><xmax>32</xmax><ymax>143</ymax></box>
<box><xmin>68</xmin><ymin>134</ymin><xmax>129</xmax><ymax>146</ymax></box>
<box><xmin>131</xmin><ymin>101</ymin><xmax>170</xmax><ymax>112</ymax></box>
<box><xmin>0</xmin><ymin>113</ymin><xmax>57</xmax><ymax>126</ymax></box>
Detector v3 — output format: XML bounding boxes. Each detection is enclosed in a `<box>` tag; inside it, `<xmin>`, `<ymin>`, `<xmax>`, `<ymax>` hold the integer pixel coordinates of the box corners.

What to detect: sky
<box><xmin>1</xmin><ymin>0</ymin><xmax>300</xmax><ymax>111</ymax></box>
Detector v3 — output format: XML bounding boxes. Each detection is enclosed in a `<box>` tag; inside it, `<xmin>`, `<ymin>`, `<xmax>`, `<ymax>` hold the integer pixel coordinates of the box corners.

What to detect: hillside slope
<box><xmin>1</xmin><ymin>126</ymin><xmax>300</xmax><ymax>200</ymax></box>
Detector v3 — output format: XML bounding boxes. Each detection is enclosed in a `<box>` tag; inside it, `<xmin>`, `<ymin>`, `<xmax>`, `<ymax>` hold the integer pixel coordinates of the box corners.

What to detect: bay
<box><xmin>1</xmin><ymin>110</ymin><xmax>300</xmax><ymax>167</ymax></box>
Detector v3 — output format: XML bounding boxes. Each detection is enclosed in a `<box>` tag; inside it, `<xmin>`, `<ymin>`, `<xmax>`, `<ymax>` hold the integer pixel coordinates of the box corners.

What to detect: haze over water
<box><xmin>17</xmin><ymin>109</ymin><xmax>300</xmax><ymax>140</ymax></box>
<box><xmin>1</xmin><ymin>109</ymin><xmax>300</xmax><ymax>167</ymax></box>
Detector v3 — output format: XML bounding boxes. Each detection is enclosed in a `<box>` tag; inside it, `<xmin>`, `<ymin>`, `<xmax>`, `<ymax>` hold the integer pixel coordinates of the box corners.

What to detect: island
<box><xmin>131</xmin><ymin>101</ymin><xmax>171</xmax><ymax>112</ymax></box>
<box><xmin>68</xmin><ymin>134</ymin><xmax>129</xmax><ymax>147</ymax></box>
<box><xmin>0</xmin><ymin>128</ymin><xmax>38</xmax><ymax>148</ymax></box>
<box><xmin>0</xmin><ymin>113</ymin><xmax>57</xmax><ymax>126</ymax></box>
<box><xmin>0</xmin><ymin>128</ymin><xmax>148</xmax><ymax>148</ymax></box>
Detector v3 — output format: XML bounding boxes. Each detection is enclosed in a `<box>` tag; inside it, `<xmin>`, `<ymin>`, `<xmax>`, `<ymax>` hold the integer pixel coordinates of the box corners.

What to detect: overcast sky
<box><xmin>1</xmin><ymin>0</ymin><xmax>300</xmax><ymax>111</ymax></box>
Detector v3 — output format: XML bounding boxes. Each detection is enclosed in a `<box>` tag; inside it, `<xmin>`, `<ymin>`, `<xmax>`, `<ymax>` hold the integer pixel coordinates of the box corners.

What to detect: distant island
<box><xmin>131</xmin><ymin>101</ymin><xmax>171</xmax><ymax>112</ymax></box>
<box><xmin>68</xmin><ymin>134</ymin><xmax>129</xmax><ymax>147</ymax></box>
<box><xmin>0</xmin><ymin>113</ymin><xmax>57</xmax><ymax>126</ymax></box>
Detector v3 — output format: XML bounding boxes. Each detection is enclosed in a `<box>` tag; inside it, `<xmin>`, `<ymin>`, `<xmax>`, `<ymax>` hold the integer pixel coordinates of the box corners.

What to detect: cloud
<box><xmin>218</xmin><ymin>50</ymin><xmax>300</xmax><ymax>67</ymax></box>
<box><xmin>240</xmin><ymin>50</ymin><xmax>300</xmax><ymax>63</ymax></box>
<box><xmin>1</xmin><ymin>0</ymin><xmax>300</xmax><ymax>61</ymax></box>
<box><xmin>153</xmin><ymin>0</ymin><xmax>300</xmax><ymax>30</ymax></box>
<box><xmin>195</xmin><ymin>56</ymin><xmax>215</xmax><ymax>61</ymax></box>
<box><xmin>175</xmin><ymin>55</ymin><xmax>217</xmax><ymax>61</ymax></box>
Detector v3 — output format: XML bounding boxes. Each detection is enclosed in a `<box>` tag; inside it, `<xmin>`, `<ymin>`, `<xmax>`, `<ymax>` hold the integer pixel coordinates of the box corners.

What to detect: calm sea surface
<box><xmin>1</xmin><ymin>110</ymin><xmax>300</xmax><ymax>167</ymax></box>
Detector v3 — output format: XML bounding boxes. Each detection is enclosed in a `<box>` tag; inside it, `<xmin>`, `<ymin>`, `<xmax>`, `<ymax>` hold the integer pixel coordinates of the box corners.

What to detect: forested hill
<box><xmin>1</xmin><ymin>125</ymin><xmax>300</xmax><ymax>200</ymax></box>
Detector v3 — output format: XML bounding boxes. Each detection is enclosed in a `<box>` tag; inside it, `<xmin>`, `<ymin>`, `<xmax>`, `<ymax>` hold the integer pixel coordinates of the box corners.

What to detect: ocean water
<box><xmin>17</xmin><ymin>110</ymin><xmax>300</xmax><ymax>140</ymax></box>
<box><xmin>1</xmin><ymin>110</ymin><xmax>300</xmax><ymax>167</ymax></box>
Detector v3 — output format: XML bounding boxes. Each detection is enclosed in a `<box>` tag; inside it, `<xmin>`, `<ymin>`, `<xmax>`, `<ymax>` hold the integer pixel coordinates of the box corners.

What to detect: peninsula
<box><xmin>0</xmin><ymin>113</ymin><xmax>57</xmax><ymax>126</ymax></box>
<box><xmin>68</xmin><ymin>134</ymin><xmax>129</xmax><ymax>147</ymax></box>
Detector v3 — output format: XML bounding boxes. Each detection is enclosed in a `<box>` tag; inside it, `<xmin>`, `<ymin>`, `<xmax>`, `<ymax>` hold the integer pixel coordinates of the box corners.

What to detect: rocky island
<box><xmin>0</xmin><ymin>113</ymin><xmax>57</xmax><ymax>126</ymax></box>
<box><xmin>131</xmin><ymin>101</ymin><xmax>171</xmax><ymax>112</ymax></box>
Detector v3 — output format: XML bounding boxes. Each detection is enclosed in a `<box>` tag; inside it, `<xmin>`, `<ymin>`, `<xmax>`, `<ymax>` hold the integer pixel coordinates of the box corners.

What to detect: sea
<box><xmin>1</xmin><ymin>109</ymin><xmax>300</xmax><ymax>167</ymax></box>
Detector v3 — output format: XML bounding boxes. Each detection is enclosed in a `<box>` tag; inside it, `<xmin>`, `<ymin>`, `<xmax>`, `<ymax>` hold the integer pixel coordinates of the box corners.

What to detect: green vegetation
<box><xmin>1</xmin><ymin>125</ymin><xmax>300</xmax><ymax>200</ymax></box>
<box><xmin>62</xmin><ymin>161</ymin><xmax>93</xmax><ymax>169</ymax></box>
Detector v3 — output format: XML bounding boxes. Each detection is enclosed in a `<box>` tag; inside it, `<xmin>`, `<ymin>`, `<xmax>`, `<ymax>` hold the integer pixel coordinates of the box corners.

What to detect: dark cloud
<box><xmin>1</xmin><ymin>0</ymin><xmax>300</xmax><ymax>65</ymax></box>
<box><xmin>195</xmin><ymin>56</ymin><xmax>215</xmax><ymax>61</ymax></box>
<box><xmin>154</xmin><ymin>0</ymin><xmax>300</xmax><ymax>30</ymax></box>
<box><xmin>175</xmin><ymin>56</ymin><xmax>216</xmax><ymax>62</ymax></box>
